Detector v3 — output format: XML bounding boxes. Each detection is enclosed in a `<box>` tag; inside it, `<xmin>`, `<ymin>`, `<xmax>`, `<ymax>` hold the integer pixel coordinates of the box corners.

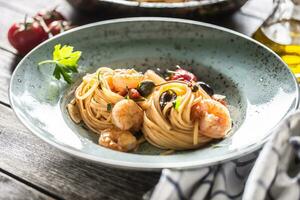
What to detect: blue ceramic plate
<box><xmin>9</xmin><ymin>18</ymin><xmax>299</xmax><ymax>170</ymax></box>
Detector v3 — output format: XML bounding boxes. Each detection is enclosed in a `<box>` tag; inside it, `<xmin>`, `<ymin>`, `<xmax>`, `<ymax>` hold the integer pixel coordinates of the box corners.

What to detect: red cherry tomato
<box><xmin>129</xmin><ymin>88</ymin><xmax>141</xmax><ymax>99</ymax></box>
<box><xmin>7</xmin><ymin>20</ymin><xmax>48</xmax><ymax>55</ymax></box>
<box><xmin>48</xmin><ymin>20</ymin><xmax>72</xmax><ymax>36</ymax></box>
<box><xmin>36</xmin><ymin>9</ymin><xmax>65</xmax><ymax>25</ymax></box>
<box><xmin>170</xmin><ymin>68</ymin><xmax>197</xmax><ymax>82</ymax></box>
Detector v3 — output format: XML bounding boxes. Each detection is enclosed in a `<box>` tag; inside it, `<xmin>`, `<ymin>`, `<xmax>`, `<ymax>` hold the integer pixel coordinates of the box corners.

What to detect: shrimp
<box><xmin>192</xmin><ymin>99</ymin><xmax>231</xmax><ymax>139</ymax></box>
<box><xmin>67</xmin><ymin>99</ymin><xmax>82</xmax><ymax>123</ymax></box>
<box><xmin>99</xmin><ymin>128</ymin><xmax>137</xmax><ymax>152</ymax></box>
<box><xmin>111</xmin><ymin>99</ymin><xmax>144</xmax><ymax>132</ymax></box>
<box><xmin>112</xmin><ymin>69</ymin><xmax>144</xmax><ymax>92</ymax></box>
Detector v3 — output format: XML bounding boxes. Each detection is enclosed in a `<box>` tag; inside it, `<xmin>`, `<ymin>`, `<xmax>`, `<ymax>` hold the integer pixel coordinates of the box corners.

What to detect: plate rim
<box><xmin>9</xmin><ymin>17</ymin><xmax>300</xmax><ymax>170</ymax></box>
<box><xmin>95</xmin><ymin>0</ymin><xmax>226</xmax><ymax>9</ymax></box>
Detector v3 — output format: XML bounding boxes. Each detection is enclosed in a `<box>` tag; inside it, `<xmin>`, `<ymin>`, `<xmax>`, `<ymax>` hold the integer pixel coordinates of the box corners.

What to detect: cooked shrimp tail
<box><xmin>192</xmin><ymin>99</ymin><xmax>231</xmax><ymax>139</ymax></box>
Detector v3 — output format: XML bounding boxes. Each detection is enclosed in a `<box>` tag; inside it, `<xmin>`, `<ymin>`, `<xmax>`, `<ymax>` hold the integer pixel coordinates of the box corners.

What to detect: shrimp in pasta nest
<box><xmin>99</xmin><ymin>128</ymin><xmax>137</xmax><ymax>152</ymax></box>
<box><xmin>192</xmin><ymin>99</ymin><xmax>231</xmax><ymax>139</ymax></box>
<box><xmin>111</xmin><ymin>99</ymin><xmax>144</xmax><ymax>132</ymax></box>
<box><xmin>111</xmin><ymin>69</ymin><xmax>144</xmax><ymax>92</ymax></box>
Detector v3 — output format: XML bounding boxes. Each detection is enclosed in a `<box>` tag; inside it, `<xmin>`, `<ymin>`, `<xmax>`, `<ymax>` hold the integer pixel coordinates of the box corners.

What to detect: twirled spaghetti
<box><xmin>143</xmin><ymin>82</ymin><xmax>214</xmax><ymax>150</ymax></box>
<box><xmin>68</xmin><ymin>67</ymin><xmax>143</xmax><ymax>134</ymax></box>
<box><xmin>68</xmin><ymin>66</ymin><xmax>232</xmax><ymax>152</ymax></box>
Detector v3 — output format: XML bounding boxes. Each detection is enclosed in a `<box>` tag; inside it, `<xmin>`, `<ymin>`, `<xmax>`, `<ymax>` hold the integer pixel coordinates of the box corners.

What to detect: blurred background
<box><xmin>2</xmin><ymin>0</ymin><xmax>273</xmax><ymax>53</ymax></box>
<box><xmin>4</xmin><ymin>0</ymin><xmax>300</xmax><ymax>80</ymax></box>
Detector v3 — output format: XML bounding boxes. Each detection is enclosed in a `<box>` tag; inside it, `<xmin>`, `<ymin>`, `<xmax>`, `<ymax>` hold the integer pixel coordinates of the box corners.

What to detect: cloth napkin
<box><xmin>148</xmin><ymin>111</ymin><xmax>300</xmax><ymax>200</ymax></box>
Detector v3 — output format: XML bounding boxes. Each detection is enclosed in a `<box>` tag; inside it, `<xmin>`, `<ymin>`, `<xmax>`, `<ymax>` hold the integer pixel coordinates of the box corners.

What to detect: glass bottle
<box><xmin>253</xmin><ymin>0</ymin><xmax>300</xmax><ymax>81</ymax></box>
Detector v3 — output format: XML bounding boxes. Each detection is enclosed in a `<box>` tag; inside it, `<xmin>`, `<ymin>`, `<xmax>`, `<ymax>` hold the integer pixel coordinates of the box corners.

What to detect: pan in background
<box><xmin>67</xmin><ymin>0</ymin><xmax>248</xmax><ymax>17</ymax></box>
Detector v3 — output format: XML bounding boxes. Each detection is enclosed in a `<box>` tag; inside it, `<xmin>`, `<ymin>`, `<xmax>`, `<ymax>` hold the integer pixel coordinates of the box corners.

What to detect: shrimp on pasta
<box><xmin>67</xmin><ymin>66</ymin><xmax>232</xmax><ymax>153</ymax></box>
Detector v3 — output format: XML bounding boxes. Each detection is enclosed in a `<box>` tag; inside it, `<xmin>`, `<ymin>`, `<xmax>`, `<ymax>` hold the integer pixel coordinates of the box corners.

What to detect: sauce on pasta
<box><xmin>67</xmin><ymin>66</ymin><xmax>232</xmax><ymax>153</ymax></box>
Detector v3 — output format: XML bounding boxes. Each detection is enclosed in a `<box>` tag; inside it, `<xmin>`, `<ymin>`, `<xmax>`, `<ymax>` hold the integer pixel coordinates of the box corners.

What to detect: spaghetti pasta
<box><xmin>142</xmin><ymin>82</ymin><xmax>214</xmax><ymax>150</ymax></box>
<box><xmin>71</xmin><ymin>68</ymin><xmax>120</xmax><ymax>134</ymax></box>
<box><xmin>68</xmin><ymin>67</ymin><xmax>232</xmax><ymax>152</ymax></box>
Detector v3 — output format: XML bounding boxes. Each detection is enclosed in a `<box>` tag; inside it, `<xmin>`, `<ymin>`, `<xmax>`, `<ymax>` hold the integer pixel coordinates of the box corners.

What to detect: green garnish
<box><xmin>38</xmin><ymin>44</ymin><xmax>82</xmax><ymax>84</ymax></box>
<box><xmin>173</xmin><ymin>96</ymin><xmax>182</xmax><ymax>111</ymax></box>
<box><xmin>107</xmin><ymin>103</ymin><xmax>112</xmax><ymax>112</ymax></box>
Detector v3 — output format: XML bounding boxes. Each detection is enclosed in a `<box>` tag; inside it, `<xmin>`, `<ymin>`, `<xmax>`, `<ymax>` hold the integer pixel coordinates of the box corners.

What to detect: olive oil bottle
<box><xmin>253</xmin><ymin>0</ymin><xmax>300</xmax><ymax>81</ymax></box>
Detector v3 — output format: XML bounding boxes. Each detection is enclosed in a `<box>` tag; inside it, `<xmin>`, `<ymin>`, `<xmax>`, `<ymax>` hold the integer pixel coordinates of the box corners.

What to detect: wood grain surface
<box><xmin>0</xmin><ymin>103</ymin><xmax>160</xmax><ymax>200</ymax></box>
<box><xmin>0</xmin><ymin>0</ymin><xmax>271</xmax><ymax>199</ymax></box>
<box><xmin>0</xmin><ymin>172</ymin><xmax>53</xmax><ymax>200</ymax></box>
<box><xmin>0</xmin><ymin>49</ymin><xmax>20</xmax><ymax>106</ymax></box>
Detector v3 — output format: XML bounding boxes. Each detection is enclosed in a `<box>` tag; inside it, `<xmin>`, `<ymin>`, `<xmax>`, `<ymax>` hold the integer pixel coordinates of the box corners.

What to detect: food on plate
<box><xmin>112</xmin><ymin>99</ymin><xmax>144</xmax><ymax>132</ymax></box>
<box><xmin>67</xmin><ymin>65</ymin><xmax>232</xmax><ymax>153</ymax></box>
<box><xmin>99</xmin><ymin>128</ymin><xmax>138</xmax><ymax>152</ymax></box>
<box><xmin>38</xmin><ymin>44</ymin><xmax>232</xmax><ymax>153</ymax></box>
<box><xmin>39</xmin><ymin>44</ymin><xmax>232</xmax><ymax>152</ymax></box>
<box><xmin>143</xmin><ymin>81</ymin><xmax>231</xmax><ymax>150</ymax></box>
<box><xmin>167</xmin><ymin>66</ymin><xmax>197</xmax><ymax>82</ymax></box>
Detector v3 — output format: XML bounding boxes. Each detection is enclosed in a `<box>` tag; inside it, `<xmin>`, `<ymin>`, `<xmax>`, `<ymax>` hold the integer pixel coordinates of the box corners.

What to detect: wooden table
<box><xmin>0</xmin><ymin>0</ymin><xmax>272</xmax><ymax>199</ymax></box>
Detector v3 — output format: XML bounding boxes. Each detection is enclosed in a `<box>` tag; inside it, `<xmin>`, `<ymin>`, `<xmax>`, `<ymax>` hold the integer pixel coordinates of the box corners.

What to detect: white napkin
<box><xmin>149</xmin><ymin>111</ymin><xmax>300</xmax><ymax>200</ymax></box>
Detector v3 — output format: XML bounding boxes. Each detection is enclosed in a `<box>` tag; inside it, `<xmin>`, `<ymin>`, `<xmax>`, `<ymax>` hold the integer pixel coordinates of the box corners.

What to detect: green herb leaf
<box><xmin>107</xmin><ymin>103</ymin><xmax>112</xmax><ymax>112</ymax></box>
<box><xmin>38</xmin><ymin>44</ymin><xmax>82</xmax><ymax>84</ymax></box>
<box><xmin>173</xmin><ymin>96</ymin><xmax>182</xmax><ymax>111</ymax></box>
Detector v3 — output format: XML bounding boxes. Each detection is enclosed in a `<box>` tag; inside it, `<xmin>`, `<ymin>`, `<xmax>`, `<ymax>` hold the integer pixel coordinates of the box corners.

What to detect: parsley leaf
<box><xmin>107</xmin><ymin>103</ymin><xmax>112</xmax><ymax>112</ymax></box>
<box><xmin>173</xmin><ymin>96</ymin><xmax>182</xmax><ymax>111</ymax></box>
<box><xmin>38</xmin><ymin>44</ymin><xmax>82</xmax><ymax>84</ymax></box>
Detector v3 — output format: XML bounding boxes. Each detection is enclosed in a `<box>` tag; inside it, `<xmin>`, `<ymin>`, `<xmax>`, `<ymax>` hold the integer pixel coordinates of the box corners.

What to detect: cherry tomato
<box><xmin>36</xmin><ymin>9</ymin><xmax>65</xmax><ymax>25</ymax></box>
<box><xmin>48</xmin><ymin>20</ymin><xmax>72</xmax><ymax>36</ymax></box>
<box><xmin>128</xmin><ymin>88</ymin><xmax>141</xmax><ymax>99</ymax></box>
<box><xmin>170</xmin><ymin>68</ymin><xmax>197</xmax><ymax>82</ymax></box>
<box><xmin>7</xmin><ymin>20</ymin><xmax>48</xmax><ymax>55</ymax></box>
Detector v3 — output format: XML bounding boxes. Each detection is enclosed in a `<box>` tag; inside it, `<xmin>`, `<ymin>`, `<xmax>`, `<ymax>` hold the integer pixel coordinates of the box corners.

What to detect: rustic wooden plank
<box><xmin>0</xmin><ymin>0</ymin><xmax>74</xmax><ymax>19</ymax></box>
<box><xmin>0</xmin><ymin>6</ymin><xmax>23</xmax><ymax>53</ymax></box>
<box><xmin>0</xmin><ymin>104</ymin><xmax>160</xmax><ymax>200</ymax></box>
<box><xmin>0</xmin><ymin>49</ymin><xmax>21</xmax><ymax>106</ymax></box>
<box><xmin>0</xmin><ymin>172</ymin><xmax>54</xmax><ymax>200</ymax></box>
